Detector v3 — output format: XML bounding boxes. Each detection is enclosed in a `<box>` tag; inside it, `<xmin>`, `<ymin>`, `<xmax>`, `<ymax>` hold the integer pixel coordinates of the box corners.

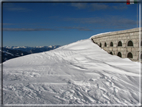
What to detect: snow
<box><xmin>2</xmin><ymin>38</ymin><xmax>141</xmax><ymax>106</ymax></box>
<box><xmin>90</xmin><ymin>31</ymin><xmax>111</xmax><ymax>39</ymax></box>
<box><xmin>48</xmin><ymin>45</ymin><xmax>53</xmax><ymax>48</ymax></box>
<box><xmin>1</xmin><ymin>50</ymin><xmax>14</xmax><ymax>56</ymax></box>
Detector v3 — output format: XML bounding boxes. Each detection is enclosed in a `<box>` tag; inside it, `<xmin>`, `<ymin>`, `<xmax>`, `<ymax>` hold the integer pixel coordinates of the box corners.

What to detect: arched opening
<box><xmin>117</xmin><ymin>52</ymin><xmax>122</xmax><ymax>57</ymax></box>
<box><xmin>110</xmin><ymin>42</ymin><xmax>113</xmax><ymax>47</ymax></box>
<box><xmin>127</xmin><ymin>40</ymin><xmax>133</xmax><ymax>46</ymax></box>
<box><xmin>109</xmin><ymin>52</ymin><xmax>113</xmax><ymax>55</ymax></box>
<box><xmin>127</xmin><ymin>52</ymin><xmax>133</xmax><ymax>58</ymax></box>
<box><xmin>104</xmin><ymin>42</ymin><xmax>107</xmax><ymax>47</ymax></box>
<box><xmin>91</xmin><ymin>38</ymin><xmax>94</xmax><ymax>43</ymax></box>
<box><xmin>118</xmin><ymin>41</ymin><xmax>122</xmax><ymax>46</ymax></box>
<box><xmin>100</xmin><ymin>43</ymin><xmax>102</xmax><ymax>47</ymax></box>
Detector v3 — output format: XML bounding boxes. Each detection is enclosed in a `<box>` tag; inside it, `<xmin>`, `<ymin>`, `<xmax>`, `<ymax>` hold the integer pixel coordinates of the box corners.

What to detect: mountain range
<box><xmin>1</xmin><ymin>45</ymin><xmax>60</xmax><ymax>62</ymax></box>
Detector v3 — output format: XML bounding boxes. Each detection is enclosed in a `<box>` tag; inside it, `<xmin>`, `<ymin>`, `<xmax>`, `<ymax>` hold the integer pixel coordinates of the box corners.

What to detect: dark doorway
<box><xmin>117</xmin><ymin>52</ymin><xmax>122</xmax><ymax>57</ymax></box>
<box><xmin>118</xmin><ymin>41</ymin><xmax>122</xmax><ymax>46</ymax></box>
<box><xmin>100</xmin><ymin>43</ymin><xmax>102</xmax><ymax>47</ymax></box>
<box><xmin>110</xmin><ymin>42</ymin><xmax>113</xmax><ymax>47</ymax></box>
<box><xmin>104</xmin><ymin>42</ymin><xmax>107</xmax><ymax>47</ymax></box>
<box><xmin>127</xmin><ymin>40</ymin><xmax>133</xmax><ymax>46</ymax></box>
<box><xmin>109</xmin><ymin>52</ymin><xmax>113</xmax><ymax>55</ymax></box>
<box><xmin>127</xmin><ymin>52</ymin><xmax>133</xmax><ymax>58</ymax></box>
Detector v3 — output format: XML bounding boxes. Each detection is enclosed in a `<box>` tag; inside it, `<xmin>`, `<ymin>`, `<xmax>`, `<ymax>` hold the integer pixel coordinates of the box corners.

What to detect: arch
<box><xmin>100</xmin><ymin>43</ymin><xmax>102</xmax><ymax>47</ymax></box>
<box><xmin>118</xmin><ymin>41</ymin><xmax>122</xmax><ymax>46</ymax></box>
<box><xmin>104</xmin><ymin>42</ymin><xmax>107</xmax><ymax>47</ymax></box>
<box><xmin>91</xmin><ymin>38</ymin><xmax>95</xmax><ymax>43</ymax></box>
<box><xmin>127</xmin><ymin>52</ymin><xmax>133</xmax><ymax>58</ymax></box>
<box><xmin>109</xmin><ymin>52</ymin><xmax>113</xmax><ymax>55</ymax></box>
<box><xmin>127</xmin><ymin>40</ymin><xmax>133</xmax><ymax>46</ymax></box>
<box><xmin>110</xmin><ymin>42</ymin><xmax>113</xmax><ymax>47</ymax></box>
<box><xmin>117</xmin><ymin>52</ymin><xmax>122</xmax><ymax>57</ymax></box>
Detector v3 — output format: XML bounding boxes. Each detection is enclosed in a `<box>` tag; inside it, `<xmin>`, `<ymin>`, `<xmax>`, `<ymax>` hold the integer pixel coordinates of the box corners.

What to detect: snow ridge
<box><xmin>90</xmin><ymin>32</ymin><xmax>111</xmax><ymax>39</ymax></box>
<box><xmin>3</xmin><ymin>39</ymin><xmax>141</xmax><ymax>105</ymax></box>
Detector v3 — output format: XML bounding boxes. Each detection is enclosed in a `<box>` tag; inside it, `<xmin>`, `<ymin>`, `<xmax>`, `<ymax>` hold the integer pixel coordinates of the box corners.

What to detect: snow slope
<box><xmin>3</xmin><ymin>39</ymin><xmax>141</xmax><ymax>106</ymax></box>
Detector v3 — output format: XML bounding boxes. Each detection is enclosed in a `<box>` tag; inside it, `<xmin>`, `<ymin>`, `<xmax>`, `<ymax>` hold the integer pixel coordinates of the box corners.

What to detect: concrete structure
<box><xmin>91</xmin><ymin>28</ymin><xmax>142</xmax><ymax>62</ymax></box>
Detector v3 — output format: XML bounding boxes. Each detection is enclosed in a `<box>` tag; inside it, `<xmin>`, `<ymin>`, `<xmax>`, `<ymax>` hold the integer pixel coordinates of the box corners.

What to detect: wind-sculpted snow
<box><xmin>3</xmin><ymin>39</ymin><xmax>141</xmax><ymax>106</ymax></box>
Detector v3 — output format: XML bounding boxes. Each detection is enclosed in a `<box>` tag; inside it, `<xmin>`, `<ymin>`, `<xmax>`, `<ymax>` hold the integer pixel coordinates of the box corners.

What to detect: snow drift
<box><xmin>2</xmin><ymin>38</ymin><xmax>141</xmax><ymax>106</ymax></box>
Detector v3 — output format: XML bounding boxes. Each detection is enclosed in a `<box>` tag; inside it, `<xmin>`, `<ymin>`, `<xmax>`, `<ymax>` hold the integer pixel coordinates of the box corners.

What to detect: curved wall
<box><xmin>91</xmin><ymin>28</ymin><xmax>142</xmax><ymax>62</ymax></box>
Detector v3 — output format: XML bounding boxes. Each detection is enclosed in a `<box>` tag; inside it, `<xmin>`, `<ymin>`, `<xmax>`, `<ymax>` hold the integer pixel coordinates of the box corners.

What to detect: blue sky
<box><xmin>2</xmin><ymin>2</ymin><xmax>139</xmax><ymax>47</ymax></box>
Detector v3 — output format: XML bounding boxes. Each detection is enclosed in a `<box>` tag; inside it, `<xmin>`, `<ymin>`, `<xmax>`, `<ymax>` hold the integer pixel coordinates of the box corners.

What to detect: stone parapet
<box><xmin>91</xmin><ymin>28</ymin><xmax>142</xmax><ymax>62</ymax></box>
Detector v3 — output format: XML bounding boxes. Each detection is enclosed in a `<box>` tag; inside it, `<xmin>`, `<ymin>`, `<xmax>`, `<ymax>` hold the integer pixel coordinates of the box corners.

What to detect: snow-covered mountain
<box><xmin>3</xmin><ymin>45</ymin><xmax>60</xmax><ymax>53</ymax></box>
<box><xmin>2</xmin><ymin>38</ymin><xmax>141</xmax><ymax>106</ymax></box>
<box><xmin>1</xmin><ymin>47</ymin><xmax>30</xmax><ymax>63</ymax></box>
<box><xmin>1</xmin><ymin>45</ymin><xmax>60</xmax><ymax>62</ymax></box>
